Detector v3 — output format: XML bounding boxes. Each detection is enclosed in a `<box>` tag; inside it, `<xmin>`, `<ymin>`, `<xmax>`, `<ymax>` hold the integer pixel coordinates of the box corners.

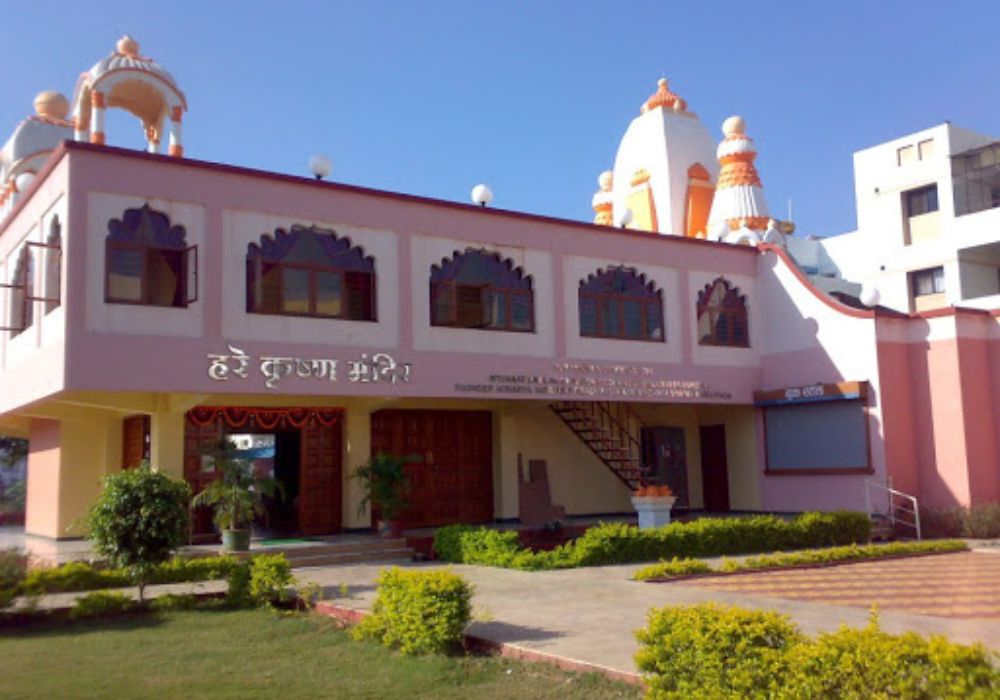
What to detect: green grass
<box><xmin>0</xmin><ymin>609</ymin><xmax>640</xmax><ymax>699</ymax></box>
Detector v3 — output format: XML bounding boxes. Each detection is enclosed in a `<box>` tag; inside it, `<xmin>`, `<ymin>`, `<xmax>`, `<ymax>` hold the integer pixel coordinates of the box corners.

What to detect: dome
<box><xmin>642</xmin><ymin>78</ymin><xmax>687</xmax><ymax>113</ymax></box>
<box><xmin>33</xmin><ymin>91</ymin><xmax>70</xmax><ymax>121</ymax></box>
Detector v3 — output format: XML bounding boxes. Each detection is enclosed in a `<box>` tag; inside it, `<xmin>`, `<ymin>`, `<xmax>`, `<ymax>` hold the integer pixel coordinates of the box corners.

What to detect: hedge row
<box><xmin>634</xmin><ymin>539</ymin><xmax>969</xmax><ymax>581</ymax></box>
<box><xmin>20</xmin><ymin>556</ymin><xmax>241</xmax><ymax>596</ymax></box>
<box><xmin>636</xmin><ymin>603</ymin><xmax>999</xmax><ymax>699</ymax></box>
<box><xmin>433</xmin><ymin>511</ymin><xmax>872</xmax><ymax>570</ymax></box>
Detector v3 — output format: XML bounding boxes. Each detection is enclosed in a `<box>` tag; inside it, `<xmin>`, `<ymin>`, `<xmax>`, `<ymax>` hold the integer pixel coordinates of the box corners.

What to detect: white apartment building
<box><xmin>790</xmin><ymin>123</ymin><xmax>1000</xmax><ymax>313</ymax></box>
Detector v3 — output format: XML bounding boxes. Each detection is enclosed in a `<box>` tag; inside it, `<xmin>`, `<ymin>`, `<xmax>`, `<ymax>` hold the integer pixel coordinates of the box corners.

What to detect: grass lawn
<box><xmin>0</xmin><ymin>609</ymin><xmax>640</xmax><ymax>699</ymax></box>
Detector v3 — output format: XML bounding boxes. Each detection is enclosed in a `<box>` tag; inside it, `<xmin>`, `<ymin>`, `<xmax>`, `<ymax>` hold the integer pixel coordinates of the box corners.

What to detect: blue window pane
<box><xmin>623</xmin><ymin>300</ymin><xmax>642</xmax><ymax>338</ymax></box>
<box><xmin>580</xmin><ymin>297</ymin><xmax>597</xmax><ymax>336</ymax></box>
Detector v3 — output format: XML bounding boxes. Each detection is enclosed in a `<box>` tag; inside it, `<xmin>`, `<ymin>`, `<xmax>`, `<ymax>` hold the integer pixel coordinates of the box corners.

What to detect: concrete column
<box><xmin>90</xmin><ymin>91</ymin><xmax>106</xmax><ymax>145</ymax></box>
<box><xmin>24</xmin><ymin>419</ymin><xmax>62</xmax><ymax>538</ymax></box>
<box><xmin>342</xmin><ymin>405</ymin><xmax>373</xmax><ymax>529</ymax></box>
<box><xmin>149</xmin><ymin>412</ymin><xmax>186</xmax><ymax>481</ymax></box>
<box><xmin>494</xmin><ymin>409</ymin><xmax>521</xmax><ymax>520</ymax></box>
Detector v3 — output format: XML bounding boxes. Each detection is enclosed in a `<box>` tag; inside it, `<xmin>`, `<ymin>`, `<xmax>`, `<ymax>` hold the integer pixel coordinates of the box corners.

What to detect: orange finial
<box><xmin>644</xmin><ymin>77</ymin><xmax>687</xmax><ymax>113</ymax></box>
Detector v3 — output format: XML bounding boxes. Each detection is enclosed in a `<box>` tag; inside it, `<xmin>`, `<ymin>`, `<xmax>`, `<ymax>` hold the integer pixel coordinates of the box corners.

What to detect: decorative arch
<box><xmin>684</xmin><ymin>162</ymin><xmax>715</xmax><ymax>238</ymax></box>
<box><xmin>430</xmin><ymin>248</ymin><xmax>534</xmax><ymax>332</ymax></box>
<box><xmin>579</xmin><ymin>266</ymin><xmax>664</xmax><ymax>341</ymax></box>
<box><xmin>105</xmin><ymin>203</ymin><xmax>195</xmax><ymax>308</ymax></box>
<box><xmin>697</xmin><ymin>277</ymin><xmax>749</xmax><ymax>348</ymax></box>
<box><xmin>246</xmin><ymin>225</ymin><xmax>376</xmax><ymax>321</ymax></box>
<box><xmin>44</xmin><ymin>216</ymin><xmax>61</xmax><ymax>314</ymax></box>
<box><xmin>5</xmin><ymin>246</ymin><xmax>33</xmax><ymax>337</ymax></box>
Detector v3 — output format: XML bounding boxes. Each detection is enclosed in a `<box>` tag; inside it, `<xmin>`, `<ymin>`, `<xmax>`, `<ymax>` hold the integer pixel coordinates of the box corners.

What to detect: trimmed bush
<box><xmin>0</xmin><ymin>548</ymin><xmax>27</xmax><ymax>609</ymax></box>
<box><xmin>635</xmin><ymin>603</ymin><xmax>803</xmax><ymax>699</ymax></box>
<box><xmin>353</xmin><ymin>567</ymin><xmax>472</xmax><ymax>655</ymax></box>
<box><xmin>434</xmin><ymin>511</ymin><xmax>872</xmax><ymax>570</ymax></box>
<box><xmin>782</xmin><ymin>617</ymin><xmax>1000</xmax><ymax>699</ymax></box>
<box><xmin>923</xmin><ymin>502</ymin><xmax>1000</xmax><ymax>539</ymax></box>
<box><xmin>635</xmin><ymin>605</ymin><xmax>1000</xmax><ymax>699</ymax></box>
<box><xmin>227</xmin><ymin>561</ymin><xmax>252</xmax><ymax>606</ymax></box>
<box><xmin>22</xmin><ymin>556</ymin><xmax>240</xmax><ymax>595</ymax></box>
<box><xmin>634</xmin><ymin>557</ymin><xmax>712</xmax><ymax>581</ymax></box>
<box><xmin>248</xmin><ymin>554</ymin><xmax>294</xmax><ymax>607</ymax></box>
<box><xmin>70</xmin><ymin>591</ymin><xmax>136</xmax><ymax>619</ymax></box>
<box><xmin>86</xmin><ymin>465</ymin><xmax>191</xmax><ymax>601</ymax></box>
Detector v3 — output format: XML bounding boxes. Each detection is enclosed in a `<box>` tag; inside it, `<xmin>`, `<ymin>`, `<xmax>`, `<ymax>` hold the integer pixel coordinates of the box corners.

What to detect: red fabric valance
<box><xmin>186</xmin><ymin>406</ymin><xmax>344</xmax><ymax>430</ymax></box>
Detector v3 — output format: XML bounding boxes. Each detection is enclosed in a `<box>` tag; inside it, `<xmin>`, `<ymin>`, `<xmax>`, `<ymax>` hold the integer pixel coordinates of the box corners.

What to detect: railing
<box><xmin>550</xmin><ymin>401</ymin><xmax>651</xmax><ymax>487</ymax></box>
<box><xmin>865</xmin><ymin>478</ymin><xmax>921</xmax><ymax>540</ymax></box>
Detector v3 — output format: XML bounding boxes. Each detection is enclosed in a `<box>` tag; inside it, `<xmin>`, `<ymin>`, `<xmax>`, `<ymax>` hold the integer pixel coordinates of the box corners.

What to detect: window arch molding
<box><xmin>44</xmin><ymin>215</ymin><xmax>62</xmax><ymax>314</ymax></box>
<box><xmin>105</xmin><ymin>203</ymin><xmax>196</xmax><ymax>308</ymax></box>
<box><xmin>245</xmin><ymin>224</ymin><xmax>376</xmax><ymax>321</ymax></box>
<box><xmin>3</xmin><ymin>246</ymin><xmax>33</xmax><ymax>337</ymax></box>
<box><xmin>578</xmin><ymin>266</ymin><xmax>664</xmax><ymax>342</ymax></box>
<box><xmin>429</xmin><ymin>248</ymin><xmax>534</xmax><ymax>332</ymax></box>
<box><xmin>697</xmin><ymin>277</ymin><xmax>749</xmax><ymax>348</ymax></box>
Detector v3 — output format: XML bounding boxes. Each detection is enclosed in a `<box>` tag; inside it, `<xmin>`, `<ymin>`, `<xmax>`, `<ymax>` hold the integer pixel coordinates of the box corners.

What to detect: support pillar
<box><xmin>149</xmin><ymin>412</ymin><xmax>186</xmax><ymax>481</ymax></box>
<box><xmin>89</xmin><ymin>91</ymin><xmax>106</xmax><ymax>145</ymax></box>
<box><xmin>342</xmin><ymin>404</ymin><xmax>373</xmax><ymax>529</ymax></box>
<box><xmin>168</xmin><ymin>106</ymin><xmax>183</xmax><ymax>157</ymax></box>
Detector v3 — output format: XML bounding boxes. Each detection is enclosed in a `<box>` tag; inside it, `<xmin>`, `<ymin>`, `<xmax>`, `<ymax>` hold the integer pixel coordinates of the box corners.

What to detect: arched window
<box><xmin>105</xmin><ymin>204</ymin><xmax>195</xmax><ymax>307</ymax></box>
<box><xmin>430</xmin><ymin>249</ymin><xmax>533</xmax><ymax>332</ymax></box>
<box><xmin>44</xmin><ymin>216</ymin><xmax>61</xmax><ymax>314</ymax></box>
<box><xmin>246</xmin><ymin>225</ymin><xmax>376</xmax><ymax>320</ymax></box>
<box><xmin>4</xmin><ymin>247</ymin><xmax>33</xmax><ymax>337</ymax></box>
<box><xmin>697</xmin><ymin>277</ymin><xmax>749</xmax><ymax>347</ymax></box>
<box><xmin>579</xmin><ymin>266</ymin><xmax>664</xmax><ymax>341</ymax></box>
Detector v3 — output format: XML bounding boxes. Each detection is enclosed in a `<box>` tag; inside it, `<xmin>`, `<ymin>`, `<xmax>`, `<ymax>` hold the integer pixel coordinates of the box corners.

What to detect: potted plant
<box><xmin>631</xmin><ymin>484</ymin><xmax>677</xmax><ymax>530</ymax></box>
<box><xmin>191</xmin><ymin>439</ymin><xmax>283</xmax><ymax>552</ymax></box>
<box><xmin>354</xmin><ymin>453</ymin><xmax>417</xmax><ymax>538</ymax></box>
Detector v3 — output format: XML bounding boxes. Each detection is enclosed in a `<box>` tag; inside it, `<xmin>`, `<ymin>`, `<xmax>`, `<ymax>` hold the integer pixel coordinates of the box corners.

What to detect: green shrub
<box><xmin>963</xmin><ymin>502</ymin><xmax>1000</xmax><ymax>539</ymax></box>
<box><xmin>635</xmin><ymin>603</ymin><xmax>803</xmax><ymax>699</ymax></box>
<box><xmin>633</xmin><ymin>557</ymin><xmax>712</xmax><ymax>581</ymax></box>
<box><xmin>635</xmin><ymin>604</ymin><xmax>1000</xmax><ymax>699</ymax></box>
<box><xmin>0</xmin><ymin>548</ymin><xmax>27</xmax><ymax>609</ymax></box>
<box><xmin>86</xmin><ymin>464</ymin><xmax>191</xmax><ymax>601</ymax></box>
<box><xmin>71</xmin><ymin>591</ymin><xmax>136</xmax><ymax>619</ymax></box>
<box><xmin>23</xmin><ymin>561</ymin><xmax>130</xmax><ymax>594</ymax></box>
<box><xmin>436</xmin><ymin>512</ymin><xmax>872</xmax><ymax>571</ymax></box>
<box><xmin>733</xmin><ymin>540</ymin><xmax>967</xmax><ymax>573</ymax></box>
<box><xmin>923</xmin><ymin>507</ymin><xmax>966</xmax><ymax>538</ymax></box>
<box><xmin>149</xmin><ymin>593</ymin><xmax>201</xmax><ymax>612</ymax></box>
<box><xmin>353</xmin><ymin>567</ymin><xmax>472</xmax><ymax>655</ymax></box>
<box><xmin>226</xmin><ymin>561</ymin><xmax>252</xmax><ymax>606</ymax></box>
<box><xmin>780</xmin><ymin>616</ymin><xmax>1000</xmax><ymax>699</ymax></box>
<box><xmin>248</xmin><ymin>554</ymin><xmax>294</xmax><ymax>607</ymax></box>
<box><xmin>150</xmin><ymin>556</ymin><xmax>240</xmax><ymax>585</ymax></box>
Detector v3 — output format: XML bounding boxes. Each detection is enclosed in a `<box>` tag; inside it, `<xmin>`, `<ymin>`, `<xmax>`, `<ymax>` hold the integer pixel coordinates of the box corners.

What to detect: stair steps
<box><xmin>550</xmin><ymin>401</ymin><xmax>651</xmax><ymax>490</ymax></box>
<box><xmin>190</xmin><ymin>536</ymin><xmax>416</xmax><ymax>568</ymax></box>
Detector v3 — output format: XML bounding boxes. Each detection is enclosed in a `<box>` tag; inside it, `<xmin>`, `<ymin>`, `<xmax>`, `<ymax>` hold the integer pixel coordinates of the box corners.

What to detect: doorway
<box><xmin>640</xmin><ymin>426</ymin><xmax>689</xmax><ymax>507</ymax></box>
<box><xmin>699</xmin><ymin>424</ymin><xmax>730</xmax><ymax>512</ymax></box>
<box><xmin>370</xmin><ymin>409</ymin><xmax>493</xmax><ymax>529</ymax></box>
<box><xmin>228</xmin><ymin>431</ymin><xmax>301</xmax><ymax>537</ymax></box>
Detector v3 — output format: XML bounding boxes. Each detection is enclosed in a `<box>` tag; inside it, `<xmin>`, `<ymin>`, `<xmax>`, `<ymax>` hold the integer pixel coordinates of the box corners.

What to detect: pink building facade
<box><xmin>1</xmin><ymin>141</ymin><xmax>997</xmax><ymax>540</ymax></box>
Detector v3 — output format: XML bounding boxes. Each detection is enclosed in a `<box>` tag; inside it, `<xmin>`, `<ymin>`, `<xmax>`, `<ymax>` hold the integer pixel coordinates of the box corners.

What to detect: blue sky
<box><xmin>2</xmin><ymin>1</ymin><xmax>997</xmax><ymax>236</ymax></box>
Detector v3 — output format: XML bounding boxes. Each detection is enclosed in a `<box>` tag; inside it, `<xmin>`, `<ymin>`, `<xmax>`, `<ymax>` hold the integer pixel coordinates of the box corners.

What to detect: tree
<box><xmin>86</xmin><ymin>463</ymin><xmax>191</xmax><ymax>602</ymax></box>
<box><xmin>0</xmin><ymin>437</ymin><xmax>27</xmax><ymax>469</ymax></box>
<box><xmin>191</xmin><ymin>439</ymin><xmax>283</xmax><ymax>532</ymax></box>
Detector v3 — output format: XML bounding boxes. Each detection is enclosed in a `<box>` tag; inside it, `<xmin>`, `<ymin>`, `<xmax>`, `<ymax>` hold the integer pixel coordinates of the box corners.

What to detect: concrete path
<box><xmin>296</xmin><ymin>553</ymin><xmax>1000</xmax><ymax>676</ymax></box>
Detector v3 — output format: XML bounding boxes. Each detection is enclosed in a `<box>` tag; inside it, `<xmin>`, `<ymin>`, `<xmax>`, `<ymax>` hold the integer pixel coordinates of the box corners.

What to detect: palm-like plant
<box><xmin>354</xmin><ymin>453</ymin><xmax>418</xmax><ymax>523</ymax></box>
<box><xmin>191</xmin><ymin>439</ymin><xmax>283</xmax><ymax>532</ymax></box>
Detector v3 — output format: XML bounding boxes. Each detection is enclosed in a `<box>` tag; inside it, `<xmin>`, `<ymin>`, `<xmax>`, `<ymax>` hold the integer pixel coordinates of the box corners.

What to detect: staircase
<box><xmin>865</xmin><ymin>479</ymin><xmax>921</xmax><ymax>541</ymax></box>
<box><xmin>550</xmin><ymin>401</ymin><xmax>651</xmax><ymax>490</ymax></box>
<box><xmin>194</xmin><ymin>536</ymin><xmax>416</xmax><ymax>568</ymax></box>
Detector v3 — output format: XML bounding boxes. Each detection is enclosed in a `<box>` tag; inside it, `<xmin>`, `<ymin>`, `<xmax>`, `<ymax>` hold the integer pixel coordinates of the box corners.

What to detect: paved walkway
<box><xmin>688</xmin><ymin>551</ymin><xmax>1000</xmax><ymax>619</ymax></box>
<box><xmin>295</xmin><ymin>552</ymin><xmax>1000</xmax><ymax>676</ymax></box>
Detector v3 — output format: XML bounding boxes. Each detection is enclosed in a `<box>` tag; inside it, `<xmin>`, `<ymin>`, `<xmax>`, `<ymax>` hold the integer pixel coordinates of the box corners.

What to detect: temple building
<box><xmin>1</xmin><ymin>38</ymin><xmax>998</xmax><ymax>544</ymax></box>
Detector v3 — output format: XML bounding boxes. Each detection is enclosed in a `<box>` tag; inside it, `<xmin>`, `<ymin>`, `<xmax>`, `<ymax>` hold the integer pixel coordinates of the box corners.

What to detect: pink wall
<box><xmin>24</xmin><ymin>418</ymin><xmax>60</xmax><ymax>537</ymax></box>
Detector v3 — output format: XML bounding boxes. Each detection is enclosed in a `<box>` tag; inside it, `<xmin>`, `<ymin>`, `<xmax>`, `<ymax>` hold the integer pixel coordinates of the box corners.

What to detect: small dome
<box><xmin>722</xmin><ymin>115</ymin><xmax>746</xmax><ymax>137</ymax></box>
<box><xmin>597</xmin><ymin>170</ymin><xmax>613</xmax><ymax>192</ymax></box>
<box><xmin>33</xmin><ymin>91</ymin><xmax>69</xmax><ymax>120</ymax></box>
<box><xmin>644</xmin><ymin>77</ymin><xmax>687</xmax><ymax>113</ymax></box>
<box><xmin>116</xmin><ymin>35</ymin><xmax>140</xmax><ymax>56</ymax></box>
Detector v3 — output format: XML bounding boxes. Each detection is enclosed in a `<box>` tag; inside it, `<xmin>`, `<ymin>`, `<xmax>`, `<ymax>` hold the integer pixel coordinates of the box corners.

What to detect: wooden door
<box><xmin>699</xmin><ymin>424</ymin><xmax>730</xmax><ymax>512</ymax></box>
<box><xmin>121</xmin><ymin>415</ymin><xmax>150</xmax><ymax>470</ymax></box>
<box><xmin>184</xmin><ymin>418</ymin><xmax>224</xmax><ymax>537</ymax></box>
<box><xmin>641</xmin><ymin>426</ymin><xmax>689</xmax><ymax>507</ymax></box>
<box><xmin>371</xmin><ymin>409</ymin><xmax>493</xmax><ymax>529</ymax></box>
<box><xmin>298</xmin><ymin>422</ymin><xmax>343</xmax><ymax>535</ymax></box>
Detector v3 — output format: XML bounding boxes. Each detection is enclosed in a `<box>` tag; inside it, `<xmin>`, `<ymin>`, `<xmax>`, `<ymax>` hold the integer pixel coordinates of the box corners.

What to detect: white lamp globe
<box><xmin>859</xmin><ymin>286</ymin><xmax>881</xmax><ymax>308</ymax></box>
<box><xmin>471</xmin><ymin>184</ymin><xmax>493</xmax><ymax>207</ymax></box>
<box><xmin>308</xmin><ymin>154</ymin><xmax>332</xmax><ymax>180</ymax></box>
<box><xmin>14</xmin><ymin>172</ymin><xmax>35</xmax><ymax>193</ymax></box>
<box><xmin>614</xmin><ymin>207</ymin><xmax>633</xmax><ymax>228</ymax></box>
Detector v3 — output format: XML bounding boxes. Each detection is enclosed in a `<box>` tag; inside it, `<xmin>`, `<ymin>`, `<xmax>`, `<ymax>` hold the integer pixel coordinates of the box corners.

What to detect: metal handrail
<box><xmin>865</xmin><ymin>479</ymin><xmax>921</xmax><ymax>540</ymax></box>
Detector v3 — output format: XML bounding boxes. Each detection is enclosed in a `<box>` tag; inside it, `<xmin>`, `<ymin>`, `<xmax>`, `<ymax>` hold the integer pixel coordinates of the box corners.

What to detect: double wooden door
<box><xmin>370</xmin><ymin>409</ymin><xmax>493</xmax><ymax>529</ymax></box>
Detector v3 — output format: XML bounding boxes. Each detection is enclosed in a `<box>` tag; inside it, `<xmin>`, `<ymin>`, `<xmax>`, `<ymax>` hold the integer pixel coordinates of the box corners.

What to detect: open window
<box><xmin>579</xmin><ymin>266</ymin><xmax>664</xmax><ymax>341</ymax></box>
<box><xmin>430</xmin><ymin>249</ymin><xmax>533</xmax><ymax>332</ymax></box>
<box><xmin>246</xmin><ymin>225</ymin><xmax>376</xmax><ymax>320</ymax></box>
<box><xmin>2</xmin><ymin>246</ymin><xmax>33</xmax><ymax>336</ymax></box>
<box><xmin>105</xmin><ymin>204</ymin><xmax>196</xmax><ymax>308</ymax></box>
<box><xmin>697</xmin><ymin>277</ymin><xmax>749</xmax><ymax>348</ymax></box>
